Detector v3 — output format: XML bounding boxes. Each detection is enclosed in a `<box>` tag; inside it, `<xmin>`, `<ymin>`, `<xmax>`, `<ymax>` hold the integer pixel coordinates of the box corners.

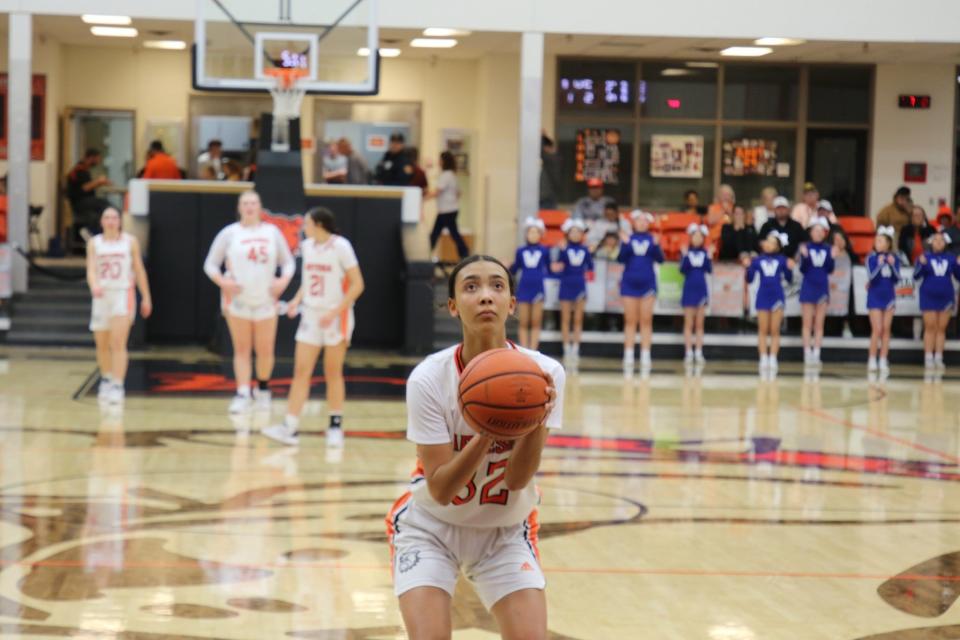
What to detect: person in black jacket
<box><xmin>757</xmin><ymin>196</ymin><xmax>805</xmax><ymax>258</ymax></box>
<box><xmin>374</xmin><ymin>132</ymin><xmax>413</xmax><ymax>186</ymax></box>
<box><xmin>898</xmin><ymin>205</ymin><xmax>935</xmax><ymax>264</ymax></box>
<box><xmin>719</xmin><ymin>205</ymin><xmax>758</xmax><ymax>261</ymax></box>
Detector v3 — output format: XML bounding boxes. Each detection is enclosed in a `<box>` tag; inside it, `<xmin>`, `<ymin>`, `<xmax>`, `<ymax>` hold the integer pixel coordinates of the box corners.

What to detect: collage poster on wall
<box><xmin>722</xmin><ymin>138</ymin><xmax>780</xmax><ymax>177</ymax></box>
<box><xmin>0</xmin><ymin>74</ymin><xmax>46</xmax><ymax>160</ymax></box>
<box><xmin>575</xmin><ymin>128</ymin><xmax>621</xmax><ymax>185</ymax></box>
<box><xmin>650</xmin><ymin>134</ymin><xmax>703</xmax><ymax>178</ymax></box>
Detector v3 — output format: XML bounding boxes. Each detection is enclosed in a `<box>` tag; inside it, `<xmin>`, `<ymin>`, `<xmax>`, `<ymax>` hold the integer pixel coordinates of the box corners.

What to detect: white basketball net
<box><xmin>269</xmin><ymin>74</ymin><xmax>306</xmax><ymax>151</ymax></box>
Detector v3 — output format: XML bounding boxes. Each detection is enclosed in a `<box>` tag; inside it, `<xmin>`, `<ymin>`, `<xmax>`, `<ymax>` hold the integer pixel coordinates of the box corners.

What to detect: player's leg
<box><xmin>800</xmin><ymin>303</ymin><xmax>813</xmax><ymax>360</ymax></box>
<box><xmin>935</xmin><ymin>310</ymin><xmax>950</xmax><ymax>366</ymax></box>
<box><xmin>695</xmin><ymin>305</ymin><xmax>706</xmax><ymax>358</ymax></box>
<box><xmin>880</xmin><ymin>309</ymin><xmax>894</xmax><ymax>361</ymax></box>
<box><xmin>94</xmin><ymin>330</ymin><xmax>112</xmax><ymax>400</ymax></box>
<box><xmin>323</xmin><ymin>340</ymin><xmax>349</xmax><ymax>447</ymax></box>
<box><xmin>622</xmin><ymin>297</ymin><xmax>638</xmax><ymax>365</ymax></box>
<box><xmin>226</xmin><ymin>314</ymin><xmax>254</xmax><ymax>411</ymax></box>
<box><xmin>530</xmin><ymin>301</ymin><xmax>544</xmax><ymax>351</ymax></box>
<box><xmin>572</xmin><ymin>298</ymin><xmax>585</xmax><ymax>348</ymax></box>
<box><xmin>770</xmin><ymin>309</ymin><xmax>784</xmax><ymax>361</ymax></box>
<box><xmin>517</xmin><ymin>302</ymin><xmax>530</xmax><ymax>348</ymax></box>
<box><xmin>107</xmin><ymin>314</ymin><xmax>133</xmax><ymax>394</ymax></box>
<box><xmin>251</xmin><ymin>315</ymin><xmax>278</xmax><ymax>409</ymax></box>
<box><xmin>757</xmin><ymin>311</ymin><xmax>770</xmax><ymax>359</ymax></box>
<box><xmin>491</xmin><ymin>589</ymin><xmax>547</xmax><ymax>640</ymax></box>
<box><xmin>559</xmin><ymin>301</ymin><xmax>572</xmax><ymax>353</ymax></box>
<box><xmin>868</xmin><ymin>309</ymin><xmax>881</xmax><ymax>361</ymax></box>
<box><xmin>399</xmin><ymin>588</ymin><xmax>453</xmax><ymax>640</ymax></box>
<box><xmin>682</xmin><ymin>307</ymin><xmax>694</xmax><ymax>361</ymax></box>
<box><xmin>814</xmin><ymin>302</ymin><xmax>828</xmax><ymax>352</ymax></box>
<box><xmin>265</xmin><ymin>339</ymin><xmax>322</xmax><ymax>446</ymax></box>
<box><xmin>639</xmin><ymin>295</ymin><xmax>655</xmax><ymax>363</ymax></box>
<box><xmin>922</xmin><ymin>311</ymin><xmax>936</xmax><ymax>366</ymax></box>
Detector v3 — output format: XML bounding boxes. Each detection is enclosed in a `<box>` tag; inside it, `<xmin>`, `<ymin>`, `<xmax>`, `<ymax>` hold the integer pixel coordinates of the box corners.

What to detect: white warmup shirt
<box><xmin>300</xmin><ymin>235</ymin><xmax>359</xmax><ymax>309</ymax></box>
<box><xmin>436</xmin><ymin>170</ymin><xmax>460</xmax><ymax>214</ymax></box>
<box><xmin>405</xmin><ymin>343</ymin><xmax>565</xmax><ymax>528</ymax></box>
<box><xmin>92</xmin><ymin>233</ymin><xmax>134</xmax><ymax>290</ymax></box>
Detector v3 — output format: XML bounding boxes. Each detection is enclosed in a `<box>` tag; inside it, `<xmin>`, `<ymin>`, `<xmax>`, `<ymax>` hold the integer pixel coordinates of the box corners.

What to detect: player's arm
<box><xmin>504</xmin><ymin>370</ymin><xmax>559</xmax><ymax>491</ymax></box>
<box><xmin>130</xmin><ymin>236</ymin><xmax>153</xmax><ymax>318</ymax></box>
<box><xmin>337</xmin><ymin>266</ymin><xmax>365</xmax><ymax>313</ymax></box>
<box><xmin>272</xmin><ymin>230</ymin><xmax>296</xmax><ymax>296</ymax></box>
<box><xmin>418</xmin><ymin>436</ymin><xmax>494</xmax><ymax>506</ymax></box>
<box><xmin>85</xmin><ymin>239</ymin><xmax>101</xmax><ymax>297</ymax></box>
<box><xmin>202</xmin><ymin>229</ymin><xmax>230</xmax><ymax>287</ymax></box>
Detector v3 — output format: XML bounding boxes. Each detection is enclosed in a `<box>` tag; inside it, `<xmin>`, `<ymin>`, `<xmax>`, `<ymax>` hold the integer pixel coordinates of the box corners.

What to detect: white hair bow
<box><xmin>523</xmin><ymin>216</ymin><xmax>545</xmax><ymax>232</ymax></box>
<box><xmin>808</xmin><ymin>216</ymin><xmax>830</xmax><ymax>230</ymax></box>
<box><xmin>876</xmin><ymin>225</ymin><xmax>895</xmax><ymax>238</ymax></box>
<box><xmin>767</xmin><ymin>231</ymin><xmax>789</xmax><ymax>247</ymax></box>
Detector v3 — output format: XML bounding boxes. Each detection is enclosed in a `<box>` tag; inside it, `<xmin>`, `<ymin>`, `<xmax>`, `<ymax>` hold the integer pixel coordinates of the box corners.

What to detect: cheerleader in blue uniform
<box><xmin>798</xmin><ymin>216</ymin><xmax>836</xmax><ymax>367</ymax></box>
<box><xmin>680</xmin><ymin>223</ymin><xmax>712</xmax><ymax>364</ymax></box>
<box><xmin>618</xmin><ymin>210</ymin><xmax>664</xmax><ymax>370</ymax></box>
<box><xmin>865</xmin><ymin>225</ymin><xmax>899</xmax><ymax>373</ymax></box>
<box><xmin>747</xmin><ymin>231</ymin><xmax>794</xmax><ymax>374</ymax></box>
<box><xmin>510</xmin><ymin>217</ymin><xmax>550</xmax><ymax>350</ymax></box>
<box><xmin>551</xmin><ymin>218</ymin><xmax>593</xmax><ymax>362</ymax></box>
<box><xmin>914</xmin><ymin>230</ymin><xmax>960</xmax><ymax>369</ymax></box>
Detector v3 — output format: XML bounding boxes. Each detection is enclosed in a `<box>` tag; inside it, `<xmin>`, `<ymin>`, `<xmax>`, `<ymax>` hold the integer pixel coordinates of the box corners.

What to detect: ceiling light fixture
<box><xmin>357</xmin><ymin>47</ymin><xmax>402</xmax><ymax>57</ymax></box>
<box><xmin>754</xmin><ymin>37</ymin><xmax>806</xmax><ymax>46</ymax></box>
<box><xmin>661</xmin><ymin>68</ymin><xmax>694</xmax><ymax>77</ymax></box>
<box><xmin>81</xmin><ymin>14</ymin><xmax>131</xmax><ymax>25</ymax></box>
<box><xmin>90</xmin><ymin>26</ymin><xmax>139</xmax><ymax>38</ymax></box>
<box><xmin>720</xmin><ymin>46</ymin><xmax>773</xmax><ymax>57</ymax></box>
<box><xmin>686</xmin><ymin>61</ymin><xmax>719</xmax><ymax>68</ymax></box>
<box><xmin>143</xmin><ymin>40</ymin><xmax>187</xmax><ymax>50</ymax></box>
<box><xmin>423</xmin><ymin>28</ymin><xmax>471</xmax><ymax>37</ymax></box>
<box><xmin>410</xmin><ymin>38</ymin><xmax>458</xmax><ymax>49</ymax></box>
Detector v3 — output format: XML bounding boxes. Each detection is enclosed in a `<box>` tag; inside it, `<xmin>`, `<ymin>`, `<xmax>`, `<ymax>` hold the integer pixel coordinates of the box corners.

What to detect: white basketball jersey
<box><xmin>93</xmin><ymin>233</ymin><xmax>133</xmax><ymax>291</ymax></box>
<box><xmin>405</xmin><ymin>343</ymin><xmax>566</xmax><ymax>528</ymax></box>
<box><xmin>300</xmin><ymin>235</ymin><xmax>359</xmax><ymax>310</ymax></box>
<box><xmin>208</xmin><ymin>222</ymin><xmax>288</xmax><ymax>306</ymax></box>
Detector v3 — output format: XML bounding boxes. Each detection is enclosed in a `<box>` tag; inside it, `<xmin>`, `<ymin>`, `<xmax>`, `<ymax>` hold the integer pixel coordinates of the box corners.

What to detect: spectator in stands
<box><xmin>719</xmin><ymin>205</ymin><xmax>759</xmax><ymax>261</ymax></box>
<box><xmin>586</xmin><ymin>201</ymin><xmax>629</xmax><ymax>252</ymax></box>
<box><xmin>818</xmin><ymin>200</ymin><xmax>857</xmax><ymax>264</ymax></box>
<box><xmin>197</xmin><ymin>139</ymin><xmax>224</xmax><ymax>179</ymax></box>
<box><xmin>407</xmin><ymin>147</ymin><xmax>429</xmax><ymax>194</ymax></box>
<box><xmin>758</xmin><ymin>196</ymin><xmax>804</xmax><ymax>258</ymax></box>
<box><xmin>939</xmin><ymin>209</ymin><xmax>960</xmax><ymax>254</ymax></box>
<box><xmin>683</xmin><ymin>190</ymin><xmax>705</xmax><ymax>215</ymax></box>
<box><xmin>899</xmin><ymin>205</ymin><xmax>935</xmax><ymax>265</ymax></box>
<box><xmin>572</xmin><ymin>178</ymin><xmax>614</xmax><ymax>222</ymax></box>
<box><xmin>198</xmin><ymin>165</ymin><xmax>217</xmax><ymax>180</ymax></box>
<box><xmin>752</xmin><ymin>186</ymin><xmax>778</xmax><ymax>233</ymax></box>
<box><xmin>539</xmin><ymin>133</ymin><xmax>561</xmax><ymax>210</ymax></box>
<box><xmin>427</xmin><ymin>151</ymin><xmax>468</xmax><ymax>262</ymax></box>
<box><xmin>338</xmin><ymin>138</ymin><xmax>370</xmax><ymax>185</ymax></box>
<box><xmin>66</xmin><ymin>148</ymin><xmax>112</xmax><ymax>237</ymax></box>
<box><xmin>322</xmin><ymin>141</ymin><xmax>348</xmax><ymax>184</ymax></box>
<box><xmin>374</xmin><ymin>132</ymin><xmax>413</xmax><ymax>186</ymax></box>
<box><xmin>143</xmin><ymin>141</ymin><xmax>182</xmax><ymax>180</ymax></box>
<box><xmin>706</xmin><ymin>184</ymin><xmax>735</xmax><ymax>227</ymax></box>
<box><xmin>222</xmin><ymin>159</ymin><xmax>244</xmax><ymax>181</ymax></box>
<box><xmin>791</xmin><ymin>182</ymin><xmax>819</xmax><ymax>228</ymax></box>
<box><xmin>876</xmin><ymin>186</ymin><xmax>913</xmax><ymax>244</ymax></box>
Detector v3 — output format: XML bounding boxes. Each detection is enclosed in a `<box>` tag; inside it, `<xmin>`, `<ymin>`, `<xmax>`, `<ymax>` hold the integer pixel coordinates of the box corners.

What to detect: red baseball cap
<box><xmin>586</xmin><ymin>178</ymin><xmax>603</xmax><ymax>188</ymax></box>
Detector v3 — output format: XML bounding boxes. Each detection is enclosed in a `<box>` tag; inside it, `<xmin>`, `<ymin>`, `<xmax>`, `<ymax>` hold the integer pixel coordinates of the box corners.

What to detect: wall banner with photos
<box><xmin>575</xmin><ymin>129</ymin><xmax>621</xmax><ymax>185</ymax></box>
<box><xmin>722</xmin><ymin>138</ymin><xmax>785</xmax><ymax>177</ymax></box>
<box><xmin>650</xmin><ymin>134</ymin><xmax>704</xmax><ymax>178</ymax></box>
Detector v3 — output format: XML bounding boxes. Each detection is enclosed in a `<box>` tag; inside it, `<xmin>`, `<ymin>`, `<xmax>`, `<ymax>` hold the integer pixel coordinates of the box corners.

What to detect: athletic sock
<box><xmin>329</xmin><ymin>414</ymin><xmax>343</xmax><ymax>430</ymax></box>
<box><xmin>284</xmin><ymin>414</ymin><xmax>300</xmax><ymax>432</ymax></box>
<box><xmin>257</xmin><ymin>379</ymin><xmax>269</xmax><ymax>391</ymax></box>
<box><xmin>238</xmin><ymin>385</ymin><xmax>251</xmax><ymax>398</ymax></box>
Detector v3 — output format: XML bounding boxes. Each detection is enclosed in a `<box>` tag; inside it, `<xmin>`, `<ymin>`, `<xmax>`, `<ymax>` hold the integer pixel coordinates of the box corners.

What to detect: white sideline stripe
<box><xmin>538</xmin><ymin>330</ymin><xmax>960</xmax><ymax>350</ymax></box>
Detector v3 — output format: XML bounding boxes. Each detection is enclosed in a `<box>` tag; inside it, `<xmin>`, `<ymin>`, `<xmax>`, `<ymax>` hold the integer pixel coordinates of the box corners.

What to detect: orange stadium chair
<box><xmin>538</xmin><ymin>209</ymin><xmax>570</xmax><ymax>247</ymax></box>
<box><xmin>837</xmin><ymin>215</ymin><xmax>876</xmax><ymax>261</ymax></box>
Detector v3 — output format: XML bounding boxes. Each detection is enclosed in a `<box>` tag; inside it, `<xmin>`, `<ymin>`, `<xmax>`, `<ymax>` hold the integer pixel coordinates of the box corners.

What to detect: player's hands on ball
<box><xmin>221</xmin><ymin>278</ymin><xmax>242</xmax><ymax>296</ymax></box>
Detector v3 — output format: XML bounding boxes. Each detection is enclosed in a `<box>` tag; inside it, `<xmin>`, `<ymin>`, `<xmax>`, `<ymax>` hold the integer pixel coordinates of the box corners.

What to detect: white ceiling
<box><xmin>23</xmin><ymin>15</ymin><xmax>960</xmax><ymax>65</ymax></box>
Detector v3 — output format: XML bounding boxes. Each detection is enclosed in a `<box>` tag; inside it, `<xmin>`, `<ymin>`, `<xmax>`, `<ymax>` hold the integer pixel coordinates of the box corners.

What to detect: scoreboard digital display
<box><xmin>559</xmin><ymin>76</ymin><xmax>632</xmax><ymax>108</ymax></box>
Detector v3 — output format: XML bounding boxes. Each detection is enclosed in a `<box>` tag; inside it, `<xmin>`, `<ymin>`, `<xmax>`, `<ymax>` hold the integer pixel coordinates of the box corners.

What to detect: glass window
<box><xmin>641</xmin><ymin>62</ymin><xmax>717</xmax><ymax>120</ymax></box>
<box><xmin>557</xmin><ymin>60</ymin><xmax>636</xmax><ymax>118</ymax></box>
<box><xmin>556</xmin><ymin>122</ymin><xmax>634</xmax><ymax>206</ymax></box>
<box><xmin>720</xmin><ymin>126</ymin><xmax>796</xmax><ymax>208</ymax></box>
<box><xmin>808</xmin><ymin>66</ymin><xmax>871</xmax><ymax>123</ymax></box>
<box><xmin>636</xmin><ymin>124</ymin><xmax>714</xmax><ymax>210</ymax></box>
<box><xmin>723</xmin><ymin>65</ymin><xmax>799</xmax><ymax>121</ymax></box>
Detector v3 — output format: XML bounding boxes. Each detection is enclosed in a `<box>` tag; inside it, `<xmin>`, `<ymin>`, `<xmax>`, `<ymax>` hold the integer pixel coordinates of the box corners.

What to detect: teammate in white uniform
<box><xmin>386</xmin><ymin>255</ymin><xmax>565</xmax><ymax>639</ymax></box>
<box><xmin>263</xmin><ymin>207</ymin><xmax>364</xmax><ymax>448</ymax></box>
<box><xmin>85</xmin><ymin>207</ymin><xmax>152</xmax><ymax>405</ymax></box>
<box><xmin>203</xmin><ymin>191</ymin><xmax>296</xmax><ymax>414</ymax></box>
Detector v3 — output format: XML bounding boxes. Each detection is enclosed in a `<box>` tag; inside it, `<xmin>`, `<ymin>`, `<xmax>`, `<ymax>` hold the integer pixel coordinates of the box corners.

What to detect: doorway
<box><xmin>805</xmin><ymin>128</ymin><xmax>868</xmax><ymax>215</ymax></box>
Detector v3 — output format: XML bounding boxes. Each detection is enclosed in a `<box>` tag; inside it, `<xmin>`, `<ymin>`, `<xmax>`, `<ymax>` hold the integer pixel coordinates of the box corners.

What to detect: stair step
<box><xmin>19</xmin><ymin>290</ymin><xmax>90</xmax><ymax>302</ymax></box>
<box><xmin>5</xmin><ymin>331</ymin><xmax>94</xmax><ymax>347</ymax></box>
<box><xmin>13</xmin><ymin>299</ymin><xmax>91</xmax><ymax>314</ymax></box>
<box><xmin>9</xmin><ymin>314</ymin><xmax>89</xmax><ymax>328</ymax></box>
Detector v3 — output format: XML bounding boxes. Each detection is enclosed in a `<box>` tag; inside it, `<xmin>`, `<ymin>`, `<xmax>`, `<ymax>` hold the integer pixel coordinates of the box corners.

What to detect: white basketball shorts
<box><xmin>90</xmin><ymin>288</ymin><xmax>134</xmax><ymax>332</ymax></box>
<box><xmin>295</xmin><ymin>306</ymin><xmax>354</xmax><ymax>347</ymax></box>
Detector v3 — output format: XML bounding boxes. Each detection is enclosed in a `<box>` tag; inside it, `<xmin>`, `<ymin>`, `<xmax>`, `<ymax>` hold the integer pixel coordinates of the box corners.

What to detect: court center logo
<box><xmin>397</xmin><ymin>550</ymin><xmax>421</xmax><ymax>574</ymax></box>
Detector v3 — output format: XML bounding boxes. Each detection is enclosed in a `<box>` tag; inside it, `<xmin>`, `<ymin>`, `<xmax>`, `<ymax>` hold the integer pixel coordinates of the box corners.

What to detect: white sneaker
<box><xmin>229</xmin><ymin>394</ymin><xmax>252</xmax><ymax>414</ymax></box>
<box><xmin>97</xmin><ymin>379</ymin><xmax>112</xmax><ymax>402</ymax></box>
<box><xmin>769</xmin><ymin>357</ymin><xmax>779</xmax><ymax>374</ymax></box>
<box><xmin>934</xmin><ymin>354</ymin><xmax>945</xmax><ymax>370</ymax></box>
<box><xmin>759</xmin><ymin>355</ymin><xmax>770</xmax><ymax>371</ymax></box>
<box><xmin>694</xmin><ymin>349</ymin><xmax>705</xmax><ymax>365</ymax></box>
<box><xmin>683</xmin><ymin>350</ymin><xmax>694</xmax><ymax>364</ymax></box>
<box><xmin>262</xmin><ymin>424</ymin><xmax>299</xmax><ymax>446</ymax></box>
<box><xmin>924</xmin><ymin>354</ymin><xmax>935</xmax><ymax>369</ymax></box>
<box><xmin>253</xmin><ymin>387</ymin><xmax>272</xmax><ymax>412</ymax></box>
<box><xmin>867</xmin><ymin>357</ymin><xmax>878</xmax><ymax>372</ymax></box>
<box><xmin>879</xmin><ymin>357</ymin><xmax>890</xmax><ymax>373</ymax></box>
<box><xmin>803</xmin><ymin>349</ymin><xmax>812</xmax><ymax>365</ymax></box>
<box><xmin>106</xmin><ymin>384</ymin><xmax>124</xmax><ymax>405</ymax></box>
<box><xmin>640</xmin><ymin>350</ymin><xmax>652</xmax><ymax>368</ymax></box>
<box><xmin>813</xmin><ymin>348</ymin><xmax>821</xmax><ymax>366</ymax></box>
<box><xmin>326</xmin><ymin>427</ymin><xmax>344</xmax><ymax>448</ymax></box>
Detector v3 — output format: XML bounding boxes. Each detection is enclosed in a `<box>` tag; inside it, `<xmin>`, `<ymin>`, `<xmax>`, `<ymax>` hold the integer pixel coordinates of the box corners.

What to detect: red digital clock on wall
<box><xmin>898</xmin><ymin>95</ymin><xmax>931</xmax><ymax>109</ymax></box>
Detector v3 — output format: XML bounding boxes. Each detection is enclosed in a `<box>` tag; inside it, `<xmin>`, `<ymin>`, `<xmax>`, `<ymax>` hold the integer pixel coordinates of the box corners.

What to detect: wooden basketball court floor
<box><xmin>1</xmin><ymin>345</ymin><xmax>959</xmax><ymax>639</ymax></box>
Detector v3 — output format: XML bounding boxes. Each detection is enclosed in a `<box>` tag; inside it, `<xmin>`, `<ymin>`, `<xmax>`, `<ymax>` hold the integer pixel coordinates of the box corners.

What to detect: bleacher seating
<box><xmin>837</xmin><ymin>215</ymin><xmax>875</xmax><ymax>262</ymax></box>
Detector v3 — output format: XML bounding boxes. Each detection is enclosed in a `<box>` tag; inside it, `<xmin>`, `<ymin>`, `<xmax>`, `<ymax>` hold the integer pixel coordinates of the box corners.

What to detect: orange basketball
<box><xmin>458</xmin><ymin>348</ymin><xmax>550</xmax><ymax>440</ymax></box>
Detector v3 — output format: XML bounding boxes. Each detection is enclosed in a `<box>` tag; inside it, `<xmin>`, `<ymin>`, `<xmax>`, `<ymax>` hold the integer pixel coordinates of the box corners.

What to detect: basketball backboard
<box><xmin>194</xmin><ymin>0</ymin><xmax>380</xmax><ymax>95</ymax></box>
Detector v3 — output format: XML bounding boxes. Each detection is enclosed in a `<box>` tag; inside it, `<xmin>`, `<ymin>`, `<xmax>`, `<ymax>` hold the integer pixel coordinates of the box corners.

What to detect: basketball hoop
<box><xmin>265</xmin><ymin>67</ymin><xmax>308</xmax><ymax>152</ymax></box>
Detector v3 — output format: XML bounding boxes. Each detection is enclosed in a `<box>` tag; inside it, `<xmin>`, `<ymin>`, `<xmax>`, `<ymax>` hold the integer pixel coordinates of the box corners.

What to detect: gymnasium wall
<box><xmin>869</xmin><ymin>63</ymin><xmax>956</xmax><ymax>217</ymax></box>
